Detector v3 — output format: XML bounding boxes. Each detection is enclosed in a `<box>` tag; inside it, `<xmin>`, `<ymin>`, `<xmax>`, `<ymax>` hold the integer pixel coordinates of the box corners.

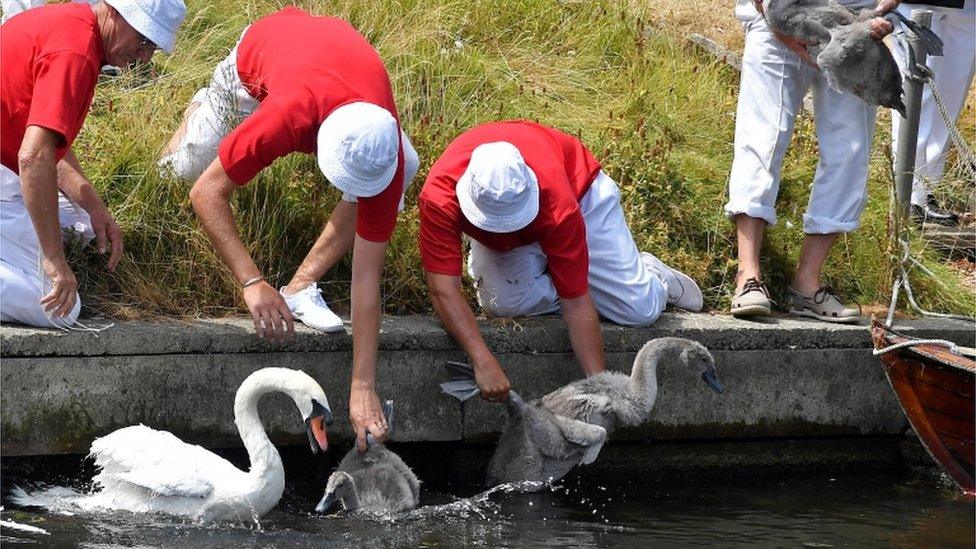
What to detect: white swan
<box><xmin>13</xmin><ymin>367</ymin><xmax>332</xmax><ymax>522</ymax></box>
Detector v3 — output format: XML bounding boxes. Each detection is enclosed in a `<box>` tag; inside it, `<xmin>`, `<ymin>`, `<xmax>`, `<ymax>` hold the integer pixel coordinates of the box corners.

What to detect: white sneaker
<box><xmin>641</xmin><ymin>252</ymin><xmax>704</xmax><ymax>312</ymax></box>
<box><xmin>280</xmin><ymin>283</ymin><xmax>345</xmax><ymax>333</ymax></box>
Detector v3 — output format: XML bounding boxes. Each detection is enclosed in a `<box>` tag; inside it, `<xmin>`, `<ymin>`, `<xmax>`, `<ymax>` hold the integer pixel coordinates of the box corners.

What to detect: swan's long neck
<box><xmin>626</xmin><ymin>339</ymin><xmax>684</xmax><ymax>418</ymax></box>
<box><xmin>233</xmin><ymin>372</ymin><xmax>289</xmax><ymax>480</ymax></box>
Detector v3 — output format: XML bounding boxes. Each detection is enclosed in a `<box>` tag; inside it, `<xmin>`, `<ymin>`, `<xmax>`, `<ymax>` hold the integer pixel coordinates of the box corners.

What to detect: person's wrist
<box><xmin>350</xmin><ymin>380</ymin><xmax>375</xmax><ymax>392</ymax></box>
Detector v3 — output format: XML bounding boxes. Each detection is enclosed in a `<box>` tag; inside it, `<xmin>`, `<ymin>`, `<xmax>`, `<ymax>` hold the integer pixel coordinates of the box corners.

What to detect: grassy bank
<box><xmin>67</xmin><ymin>0</ymin><xmax>973</xmax><ymax>319</ymax></box>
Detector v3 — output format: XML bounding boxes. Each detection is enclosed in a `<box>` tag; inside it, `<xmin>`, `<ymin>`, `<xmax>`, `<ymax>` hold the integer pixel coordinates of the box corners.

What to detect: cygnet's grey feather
<box><xmin>318</xmin><ymin>445</ymin><xmax>420</xmax><ymax>515</ymax></box>
<box><xmin>439</xmin><ymin>337</ymin><xmax>722</xmax><ymax>486</ymax></box>
<box><xmin>317</xmin><ymin>402</ymin><xmax>420</xmax><ymax>515</ymax></box>
<box><xmin>765</xmin><ymin>0</ymin><xmax>857</xmax><ymax>44</ymax></box>
<box><xmin>818</xmin><ymin>15</ymin><xmax>907</xmax><ymax>116</ymax></box>
<box><xmin>763</xmin><ymin>0</ymin><xmax>906</xmax><ymax>113</ymax></box>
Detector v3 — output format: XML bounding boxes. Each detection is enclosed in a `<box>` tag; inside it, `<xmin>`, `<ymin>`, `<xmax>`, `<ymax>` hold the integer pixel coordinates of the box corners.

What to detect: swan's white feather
<box><xmin>90</xmin><ymin>425</ymin><xmax>227</xmax><ymax>498</ymax></box>
<box><xmin>10</xmin><ymin>368</ymin><xmax>330</xmax><ymax>522</ymax></box>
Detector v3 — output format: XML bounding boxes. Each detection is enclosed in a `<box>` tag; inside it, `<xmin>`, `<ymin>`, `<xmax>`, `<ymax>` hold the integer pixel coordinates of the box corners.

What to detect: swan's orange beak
<box><xmin>307</xmin><ymin>416</ymin><xmax>329</xmax><ymax>454</ymax></box>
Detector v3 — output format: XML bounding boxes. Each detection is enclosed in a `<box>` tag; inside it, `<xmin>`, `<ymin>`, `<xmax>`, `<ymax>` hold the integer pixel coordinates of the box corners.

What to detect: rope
<box><xmin>926</xmin><ymin>77</ymin><xmax>976</xmax><ymax>181</ymax></box>
<box><xmin>886</xmin><ymin>238</ymin><xmax>975</xmax><ymax>325</ymax></box>
<box><xmin>873</xmin><ymin>338</ymin><xmax>960</xmax><ymax>356</ymax></box>
<box><xmin>884</xmin><ymin>54</ymin><xmax>975</xmax><ymax>326</ymax></box>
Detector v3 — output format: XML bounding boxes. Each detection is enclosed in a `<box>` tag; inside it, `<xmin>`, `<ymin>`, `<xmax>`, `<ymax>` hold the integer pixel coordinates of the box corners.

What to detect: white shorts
<box><xmin>467</xmin><ymin>171</ymin><xmax>668</xmax><ymax>327</ymax></box>
<box><xmin>0</xmin><ymin>164</ymin><xmax>94</xmax><ymax>327</ymax></box>
<box><xmin>724</xmin><ymin>15</ymin><xmax>877</xmax><ymax>234</ymax></box>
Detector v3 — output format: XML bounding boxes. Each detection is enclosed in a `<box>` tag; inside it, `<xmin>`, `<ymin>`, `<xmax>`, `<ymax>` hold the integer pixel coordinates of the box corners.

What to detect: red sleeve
<box><xmin>355</xmin><ymin>145</ymin><xmax>404</xmax><ymax>242</ymax></box>
<box><xmin>418</xmin><ymin>197</ymin><xmax>464</xmax><ymax>276</ymax></box>
<box><xmin>539</xmin><ymin>210</ymin><xmax>589</xmax><ymax>299</ymax></box>
<box><xmin>218</xmin><ymin>99</ymin><xmax>302</xmax><ymax>185</ymax></box>
<box><xmin>26</xmin><ymin>51</ymin><xmax>98</xmax><ymax>149</ymax></box>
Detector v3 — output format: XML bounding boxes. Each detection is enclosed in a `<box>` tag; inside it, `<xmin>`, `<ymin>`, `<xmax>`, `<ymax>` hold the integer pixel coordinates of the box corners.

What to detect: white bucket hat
<box><xmin>457</xmin><ymin>142</ymin><xmax>539</xmax><ymax>233</ymax></box>
<box><xmin>105</xmin><ymin>0</ymin><xmax>187</xmax><ymax>53</ymax></box>
<box><xmin>317</xmin><ymin>102</ymin><xmax>400</xmax><ymax>198</ymax></box>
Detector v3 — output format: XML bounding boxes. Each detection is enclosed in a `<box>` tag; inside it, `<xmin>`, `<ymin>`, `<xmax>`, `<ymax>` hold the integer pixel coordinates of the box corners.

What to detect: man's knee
<box><xmin>158</xmin><ymin>147</ymin><xmax>213</xmax><ymax>182</ymax></box>
<box><xmin>593</xmin><ymin>291</ymin><xmax>662</xmax><ymax>327</ymax></box>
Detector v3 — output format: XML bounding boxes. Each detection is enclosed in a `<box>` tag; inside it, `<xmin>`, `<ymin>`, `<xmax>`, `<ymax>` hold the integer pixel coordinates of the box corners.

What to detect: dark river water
<box><xmin>2</xmin><ymin>443</ymin><xmax>973</xmax><ymax>548</ymax></box>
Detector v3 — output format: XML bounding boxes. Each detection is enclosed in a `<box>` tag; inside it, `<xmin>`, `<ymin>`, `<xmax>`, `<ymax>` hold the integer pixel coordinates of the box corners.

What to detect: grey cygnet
<box><xmin>315</xmin><ymin>402</ymin><xmax>420</xmax><ymax>515</ymax></box>
<box><xmin>764</xmin><ymin>0</ymin><xmax>907</xmax><ymax>116</ymax></box>
<box><xmin>441</xmin><ymin>337</ymin><xmax>724</xmax><ymax>486</ymax></box>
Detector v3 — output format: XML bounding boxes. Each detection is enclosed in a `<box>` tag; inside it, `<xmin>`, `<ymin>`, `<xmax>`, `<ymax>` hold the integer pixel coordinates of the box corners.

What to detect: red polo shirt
<box><xmin>217</xmin><ymin>7</ymin><xmax>405</xmax><ymax>242</ymax></box>
<box><xmin>1</xmin><ymin>3</ymin><xmax>103</xmax><ymax>173</ymax></box>
<box><xmin>419</xmin><ymin>121</ymin><xmax>602</xmax><ymax>299</ymax></box>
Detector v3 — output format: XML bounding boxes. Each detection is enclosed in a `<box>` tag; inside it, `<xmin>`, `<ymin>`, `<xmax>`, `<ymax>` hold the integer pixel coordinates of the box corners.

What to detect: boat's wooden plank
<box><xmin>884</xmin><ymin>359</ymin><xmax>976</xmax><ymax>491</ymax></box>
<box><xmin>912</xmin><ymin>379</ymin><xmax>975</xmax><ymax>420</ymax></box>
<box><xmin>872</xmin><ymin>320</ymin><xmax>976</xmax><ymax>492</ymax></box>
<box><xmin>925</xmin><ymin>407</ymin><xmax>976</xmax><ymax>445</ymax></box>
<box><xmin>941</xmin><ymin>433</ymin><xmax>976</xmax><ymax>472</ymax></box>
<box><xmin>909</xmin><ymin>363</ymin><xmax>976</xmax><ymax>398</ymax></box>
<box><xmin>901</xmin><ymin>340</ymin><xmax>976</xmax><ymax>374</ymax></box>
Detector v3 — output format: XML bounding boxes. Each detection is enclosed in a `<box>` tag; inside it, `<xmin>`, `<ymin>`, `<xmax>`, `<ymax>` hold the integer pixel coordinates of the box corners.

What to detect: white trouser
<box><xmin>158</xmin><ymin>34</ymin><xmax>420</xmax><ymax>206</ymax></box>
<box><xmin>1</xmin><ymin>0</ymin><xmax>95</xmax><ymax>23</ymax></box>
<box><xmin>0</xmin><ymin>164</ymin><xmax>95</xmax><ymax>327</ymax></box>
<box><xmin>1</xmin><ymin>0</ymin><xmax>43</xmax><ymax>22</ymax></box>
<box><xmin>890</xmin><ymin>2</ymin><xmax>975</xmax><ymax>206</ymax></box>
<box><xmin>467</xmin><ymin>171</ymin><xmax>668</xmax><ymax>327</ymax></box>
<box><xmin>724</xmin><ymin>16</ymin><xmax>877</xmax><ymax>234</ymax></box>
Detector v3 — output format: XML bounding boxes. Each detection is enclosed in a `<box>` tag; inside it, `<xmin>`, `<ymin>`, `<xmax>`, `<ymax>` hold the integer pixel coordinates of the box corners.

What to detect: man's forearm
<box><xmin>427</xmin><ymin>273</ymin><xmax>494</xmax><ymax>365</ymax></box>
<box><xmin>561</xmin><ymin>293</ymin><xmax>606</xmax><ymax>376</ymax></box>
<box><xmin>350</xmin><ymin>235</ymin><xmax>387</xmax><ymax>389</ymax></box>
<box><xmin>189</xmin><ymin>164</ymin><xmax>261</xmax><ymax>284</ymax></box>
<box><xmin>19</xmin><ymin>140</ymin><xmax>65</xmax><ymax>265</ymax></box>
<box><xmin>57</xmin><ymin>149</ymin><xmax>104</xmax><ymax>212</ymax></box>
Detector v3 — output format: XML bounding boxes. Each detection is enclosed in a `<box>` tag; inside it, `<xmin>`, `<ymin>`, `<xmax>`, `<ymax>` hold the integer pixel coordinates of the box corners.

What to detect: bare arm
<box><xmin>560</xmin><ymin>292</ymin><xmax>606</xmax><ymax>377</ymax></box>
<box><xmin>57</xmin><ymin>149</ymin><xmax>122</xmax><ymax>270</ymax></box>
<box><xmin>19</xmin><ymin>126</ymin><xmax>76</xmax><ymax>317</ymax></box>
<box><xmin>348</xmin><ymin>235</ymin><xmax>391</xmax><ymax>451</ymax></box>
<box><xmin>189</xmin><ymin>157</ymin><xmax>293</xmax><ymax>340</ymax></box>
<box><xmin>426</xmin><ymin>271</ymin><xmax>511</xmax><ymax>402</ymax></box>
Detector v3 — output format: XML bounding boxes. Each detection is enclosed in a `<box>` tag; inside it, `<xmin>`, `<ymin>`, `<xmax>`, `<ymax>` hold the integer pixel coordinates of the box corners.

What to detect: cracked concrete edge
<box><xmin>1</xmin><ymin>314</ymin><xmax>973</xmax><ymax>357</ymax></box>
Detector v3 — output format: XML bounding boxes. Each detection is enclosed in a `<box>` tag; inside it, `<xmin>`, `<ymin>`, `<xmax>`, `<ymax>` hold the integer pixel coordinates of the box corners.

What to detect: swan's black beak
<box><xmin>314</xmin><ymin>491</ymin><xmax>339</xmax><ymax>514</ymax></box>
<box><xmin>702</xmin><ymin>367</ymin><xmax>725</xmax><ymax>394</ymax></box>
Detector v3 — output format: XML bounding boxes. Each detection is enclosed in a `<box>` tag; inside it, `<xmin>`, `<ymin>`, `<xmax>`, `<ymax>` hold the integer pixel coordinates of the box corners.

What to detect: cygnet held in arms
<box><xmin>763</xmin><ymin>0</ymin><xmax>910</xmax><ymax>115</ymax></box>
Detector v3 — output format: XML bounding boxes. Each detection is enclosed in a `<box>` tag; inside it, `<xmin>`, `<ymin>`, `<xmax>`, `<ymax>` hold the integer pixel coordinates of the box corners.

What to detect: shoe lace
<box><xmin>309</xmin><ymin>285</ymin><xmax>328</xmax><ymax>308</ymax></box>
<box><xmin>741</xmin><ymin>277</ymin><xmax>768</xmax><ymax>296</ymax></box>
<box><xmin>812</xmin><ymin>285</ymin><xmax>863</xmax><ymax>315</ymax></box>
<box><xmin>812</xmin><ymin>285</ymin><xmax>834</xmax><ymax>304</ymax></box>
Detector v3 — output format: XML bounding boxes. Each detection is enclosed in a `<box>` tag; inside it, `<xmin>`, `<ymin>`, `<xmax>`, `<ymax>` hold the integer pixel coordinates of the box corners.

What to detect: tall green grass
<box><xmin>67</xmin><ymin>0</ymin><xmax>973</xmax><ymax>319</ymax></box>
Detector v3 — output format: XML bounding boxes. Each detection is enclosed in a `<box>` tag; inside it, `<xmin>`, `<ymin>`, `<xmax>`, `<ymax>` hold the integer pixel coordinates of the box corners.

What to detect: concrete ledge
<box><xmin>2</xmin><ymin>314</ymin><xmax>973</xmax><ymax>456</ymax></box>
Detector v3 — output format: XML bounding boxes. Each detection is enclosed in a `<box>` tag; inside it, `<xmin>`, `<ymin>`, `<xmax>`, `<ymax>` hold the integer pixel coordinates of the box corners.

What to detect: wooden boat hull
<box><xmin>871</xmin><ymin>320</ymin><xmax>975</xmax><ymax>493</ymax></box>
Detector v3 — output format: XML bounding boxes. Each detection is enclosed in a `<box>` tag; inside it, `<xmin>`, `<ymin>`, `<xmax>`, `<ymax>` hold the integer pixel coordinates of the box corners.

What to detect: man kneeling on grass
<box><xmin>0</xmin><ymin>0</ymin><xmax>186</xmax><ymax>328</ymax></box>
<box><xmin>419</xmin><ymin>120</ymin><xmax>703</xmax><ymax>401</ymax></box>
<box><xmin>159</xmin><ymin>7</ymin><xmax>419</xmax><ymax>451</ymax></box>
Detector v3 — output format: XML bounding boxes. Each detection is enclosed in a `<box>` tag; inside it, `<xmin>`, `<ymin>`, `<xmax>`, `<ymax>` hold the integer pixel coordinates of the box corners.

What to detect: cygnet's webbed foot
<box><xmin>885</xmin><ymin>11</ymin><xmax>943</xmax><ymax>56</ymax></box>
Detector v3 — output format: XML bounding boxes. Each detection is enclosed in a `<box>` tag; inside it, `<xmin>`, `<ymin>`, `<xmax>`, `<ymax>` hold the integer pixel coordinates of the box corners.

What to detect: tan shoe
<box><xmin>788</xmin><ymin>286</ymin><xmax>860</xmax><ymax>324</ymax></box>
<box><xmin>731</xmin><ymin>277</ymin><xmax>771</xmax><ymax>317</ymax></box>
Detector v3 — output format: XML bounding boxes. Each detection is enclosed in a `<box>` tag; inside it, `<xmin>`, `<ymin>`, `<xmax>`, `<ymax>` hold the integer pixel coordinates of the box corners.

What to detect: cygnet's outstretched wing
<box><xmin>89</xmin><ymin>425</ymin><xmax>232</xmax><ymax>499</ymax></box>
<box><xmin>549</xmin><ymin>415</ymin><xmax>608</xmax><ymax>466</ymax></box>
<box><xmin>542</xmin><ymin>386</ymin><xmax>614</xmax><ymax>424</ymax></box>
